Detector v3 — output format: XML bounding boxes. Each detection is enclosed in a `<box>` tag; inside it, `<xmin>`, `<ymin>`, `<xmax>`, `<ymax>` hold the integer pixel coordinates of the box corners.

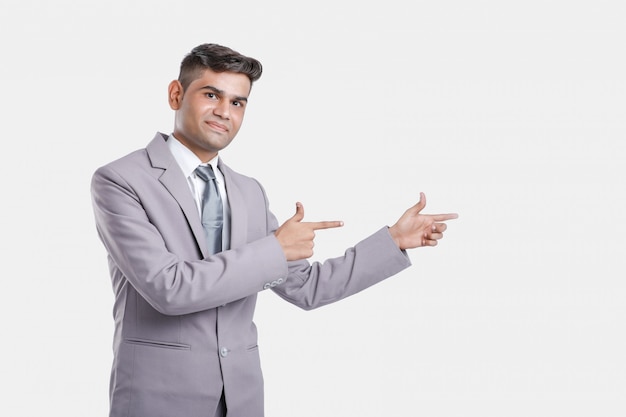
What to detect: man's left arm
<box><xmin>269</xmin><ymin>192</ymin><xmax>458</xmax><ymax>310</ymax></box>
<box><xmin>273</xmin><ymin>226</ymin><xmax>411</xmax><ymax>310</ymax></box>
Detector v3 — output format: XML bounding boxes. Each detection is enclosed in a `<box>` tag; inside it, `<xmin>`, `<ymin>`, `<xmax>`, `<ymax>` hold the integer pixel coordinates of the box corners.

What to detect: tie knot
<box><xmin>195</xmin><ymin>165</ymin><xmax>216</xmax><ymax>182</ymax></box>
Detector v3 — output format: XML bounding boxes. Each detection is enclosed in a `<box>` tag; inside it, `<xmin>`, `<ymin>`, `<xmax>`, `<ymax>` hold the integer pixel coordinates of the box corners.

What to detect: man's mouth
<box><xmin>206</xmin><ymin>121</ymin><xmax>228</xmax><ymax>132</ymax></box>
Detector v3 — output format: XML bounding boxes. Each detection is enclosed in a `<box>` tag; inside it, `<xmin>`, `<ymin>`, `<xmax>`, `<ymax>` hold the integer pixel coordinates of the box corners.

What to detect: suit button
<box><xmin>220</xmin><ymin>347</ymin><xmax>229</xmax><ymax>358</ymax></box>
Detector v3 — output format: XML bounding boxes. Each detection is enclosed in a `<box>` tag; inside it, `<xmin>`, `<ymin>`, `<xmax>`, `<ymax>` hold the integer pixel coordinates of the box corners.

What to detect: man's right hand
<box><xmin>274</xmin><ymin>202</ymin><xmax>344</xmax><ymax>261</ymax></box>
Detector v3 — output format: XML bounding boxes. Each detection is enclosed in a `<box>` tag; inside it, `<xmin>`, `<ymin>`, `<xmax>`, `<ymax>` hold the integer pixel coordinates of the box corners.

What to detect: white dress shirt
<box><xmin>166</xmin><ymin>134</ymin><xmax>231</xmax><ymax>251</ymax></box>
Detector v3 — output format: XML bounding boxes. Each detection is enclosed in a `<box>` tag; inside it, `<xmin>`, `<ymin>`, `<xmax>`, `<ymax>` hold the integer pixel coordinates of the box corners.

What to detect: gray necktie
<box><xmin>195</xmin><ymin>165</ymin><xmax>223</xmax><ymax>254</ymax></box>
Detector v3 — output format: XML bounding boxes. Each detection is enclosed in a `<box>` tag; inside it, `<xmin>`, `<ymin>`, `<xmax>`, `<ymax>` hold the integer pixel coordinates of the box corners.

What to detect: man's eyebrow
<box><xmin>200</xmin><ymin>85</ymin><xmax>248</xmax><ymax>102</ymax></box>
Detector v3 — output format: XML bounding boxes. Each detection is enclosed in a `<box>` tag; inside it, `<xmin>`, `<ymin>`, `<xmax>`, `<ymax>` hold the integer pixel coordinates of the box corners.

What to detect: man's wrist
<box><xmin>387</xmin><ymin>225</ymin><xmax>402</xmax><ymax>249</ymax></box>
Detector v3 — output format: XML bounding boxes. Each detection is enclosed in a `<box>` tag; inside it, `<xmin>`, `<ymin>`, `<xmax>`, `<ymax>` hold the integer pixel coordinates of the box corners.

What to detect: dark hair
<box><xmin>178</xmin><ymin>43</ymin><xmax>263</xmax><ymax>90</ymax></box>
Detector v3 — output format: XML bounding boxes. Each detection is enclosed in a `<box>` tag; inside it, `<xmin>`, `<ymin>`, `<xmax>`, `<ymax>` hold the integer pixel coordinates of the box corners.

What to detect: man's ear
<box><xmin>168</xmin><ymin>80</ymin><xmax>184</xmax><ymax>110</ymax></box>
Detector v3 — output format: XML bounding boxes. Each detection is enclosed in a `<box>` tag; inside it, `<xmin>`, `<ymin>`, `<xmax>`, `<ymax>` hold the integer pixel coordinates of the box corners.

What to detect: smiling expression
<box><xmin>169</xmin><ymin>68</ymin><xmax>251</xmax><ymax>162</ymax></box>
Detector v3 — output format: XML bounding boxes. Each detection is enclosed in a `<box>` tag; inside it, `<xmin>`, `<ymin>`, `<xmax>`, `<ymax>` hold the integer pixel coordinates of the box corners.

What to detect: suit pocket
<box><xmin>125</xmin><ymin>337</ymin><xmax>191</xmax><ymax>350</ymax></box>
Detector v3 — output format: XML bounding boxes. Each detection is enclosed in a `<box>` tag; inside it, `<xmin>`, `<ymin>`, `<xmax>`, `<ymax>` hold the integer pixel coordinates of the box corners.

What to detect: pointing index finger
<box><xmin>432</xmin><ymin>213</ymin><xmax>459</xmax><ymax>221</ymax></box>
<box><xmin>306</xmin><ymin>221</ymin><xmax>345</xmax><ymax>230</ymax></box>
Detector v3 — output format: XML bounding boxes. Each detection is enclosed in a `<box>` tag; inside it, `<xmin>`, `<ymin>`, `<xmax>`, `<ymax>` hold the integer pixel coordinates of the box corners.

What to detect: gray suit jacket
<box><xmin>91</xmin><ymin>133</ymin><xmax>411</xmax><ymax>417</ymax></box>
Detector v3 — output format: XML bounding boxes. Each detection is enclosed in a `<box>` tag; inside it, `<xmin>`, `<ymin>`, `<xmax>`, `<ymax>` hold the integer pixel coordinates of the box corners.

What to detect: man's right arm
<box><xmin>91</xmin><ymin>165</ymin><xmax>289</xmax><ymax>316</ymax></box>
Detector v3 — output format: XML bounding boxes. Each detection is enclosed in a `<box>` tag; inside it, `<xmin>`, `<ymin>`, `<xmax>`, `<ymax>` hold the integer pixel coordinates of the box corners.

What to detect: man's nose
<box><xmin>213</xmin><ymin>100</ymin><xmax>230</xmax><ymax>119</ymax></box>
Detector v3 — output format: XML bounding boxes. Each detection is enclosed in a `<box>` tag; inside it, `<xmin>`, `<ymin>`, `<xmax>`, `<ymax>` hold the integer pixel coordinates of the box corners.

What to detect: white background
<box><xmin>1</xmin><ymin>0</ymin><xmax>624</xmax><ymax>416</ymax></box>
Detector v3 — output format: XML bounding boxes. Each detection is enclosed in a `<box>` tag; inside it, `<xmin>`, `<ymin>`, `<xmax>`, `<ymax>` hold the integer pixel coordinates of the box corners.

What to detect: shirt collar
<box><xmin>167</xmin><ymin>134</ymin><xmax>220</xmax><ymax>178</ymax></box>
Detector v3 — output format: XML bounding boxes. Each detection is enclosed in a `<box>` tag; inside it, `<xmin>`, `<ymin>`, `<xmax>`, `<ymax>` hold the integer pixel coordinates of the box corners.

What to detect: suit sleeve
<box><xmin>265</xmin><ymin>209</ymin><xmax>413</xmax><ymax>310</ymax></box>
<box><xmin>91</xmin><ymin>165</ymin><xmax>289</xmax><ymax>316</ymax></box>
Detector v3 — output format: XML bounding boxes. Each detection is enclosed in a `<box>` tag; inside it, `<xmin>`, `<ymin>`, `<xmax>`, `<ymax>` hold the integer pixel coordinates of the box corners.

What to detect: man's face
<box><xmin>169</xmin><ymin>68</ymin><xmax>251</xmax><ymax>162</ymax></box>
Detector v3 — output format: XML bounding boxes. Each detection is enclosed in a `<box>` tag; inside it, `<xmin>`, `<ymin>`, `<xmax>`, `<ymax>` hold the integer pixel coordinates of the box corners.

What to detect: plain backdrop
<box><xmin>1</xmin><ymin>1</ymin><xmax>624</xmax><ymax>416</ymax></box>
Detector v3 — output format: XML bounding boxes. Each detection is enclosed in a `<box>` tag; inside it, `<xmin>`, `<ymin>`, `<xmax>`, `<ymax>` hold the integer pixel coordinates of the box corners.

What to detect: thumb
<box><xmin>409</xmin><ymin>192</ymin><xmax>427</xmax><ymax>214</ymax></box>
<box><xmin>289</xmin><ymin>202</ymin><xmax>305</xmax><ymax>223</ymax></box>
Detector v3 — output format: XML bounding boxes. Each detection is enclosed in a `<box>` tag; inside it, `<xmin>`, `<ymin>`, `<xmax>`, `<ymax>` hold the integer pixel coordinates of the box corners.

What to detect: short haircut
<box><xmin>178</xmin><ymin>43</ymin><xmax>263</xmax><ymax>90</ymax></box>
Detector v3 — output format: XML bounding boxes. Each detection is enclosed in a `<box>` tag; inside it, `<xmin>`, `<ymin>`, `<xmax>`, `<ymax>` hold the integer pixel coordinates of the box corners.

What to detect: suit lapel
<box><xmin>219</xmin><ymin>160</ymin><xmax>247</xmax><ymax>250</ymax></box>
<box><xmin>146</xmin><ymin>133</ymin><xmax>209</xmax><ymax>258</ymax></box>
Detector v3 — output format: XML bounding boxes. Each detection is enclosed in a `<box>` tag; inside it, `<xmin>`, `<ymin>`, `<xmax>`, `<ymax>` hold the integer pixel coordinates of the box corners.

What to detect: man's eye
<box><xmin>232</xmin><ymin>101</ymin><xmax>241</xmax><ymax>107</ymax></box>
<box><xmin>206</xmin><ymin>93</ymin><xmax>216</xmax><ymax>99</ymax></box>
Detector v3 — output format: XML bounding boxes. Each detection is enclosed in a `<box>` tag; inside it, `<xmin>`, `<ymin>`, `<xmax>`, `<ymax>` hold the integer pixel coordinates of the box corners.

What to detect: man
<box><xmin>91</xmin><ymin>43</ymin><xmax>458</xmax><ymax>417</ymax></box>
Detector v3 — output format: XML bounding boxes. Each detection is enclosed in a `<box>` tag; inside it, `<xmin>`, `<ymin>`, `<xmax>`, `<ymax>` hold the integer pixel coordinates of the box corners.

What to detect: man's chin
<box><xmin>203</xmin><ymin>138</ymin><xmax>234</xmax><ymax>153</ymax></box>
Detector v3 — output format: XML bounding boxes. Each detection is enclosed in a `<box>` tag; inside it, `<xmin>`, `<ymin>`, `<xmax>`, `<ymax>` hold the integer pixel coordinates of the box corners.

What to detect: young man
<box><xmin>91</xmin><ymin>43</ymin><xmax>458</xmax><ymax>417</ymax></box>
